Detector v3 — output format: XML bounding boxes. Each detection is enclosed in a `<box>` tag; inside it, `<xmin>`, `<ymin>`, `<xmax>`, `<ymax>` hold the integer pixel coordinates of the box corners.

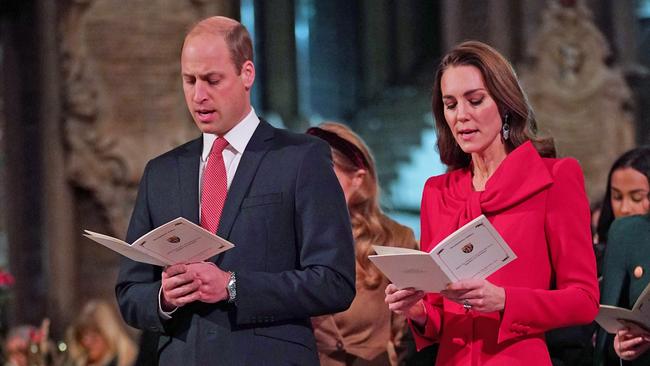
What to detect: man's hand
<box><xmin>161</xmin><ymin>264</ymin><xmax>201</xmax><ymax>311</ymax></box>
<box><xmin>185</xmin><ymin>262</ymin><xmax>231</xmax><ymax>303</ymax></box>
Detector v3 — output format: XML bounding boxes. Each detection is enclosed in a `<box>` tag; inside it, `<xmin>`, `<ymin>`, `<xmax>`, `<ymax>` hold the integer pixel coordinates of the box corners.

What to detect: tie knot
<box><xmin>210</xmin><ymin>138</ymin><xmax>229</xmax><ymax>156</ymax></box>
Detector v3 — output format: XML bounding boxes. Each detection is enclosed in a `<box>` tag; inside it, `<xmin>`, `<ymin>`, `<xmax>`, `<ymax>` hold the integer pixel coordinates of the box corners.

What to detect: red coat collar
<box><xmin>442</xmin><ymin>141</ymin><xmax>554</xmax><ymax>227</ymax></box>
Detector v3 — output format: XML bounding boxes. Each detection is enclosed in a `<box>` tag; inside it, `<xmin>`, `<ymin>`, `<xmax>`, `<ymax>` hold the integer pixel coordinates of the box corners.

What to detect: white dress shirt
<box><xmin>199</xmin><ymin>108</ymin><xmax>260</xmax><ymax>211</ymax></box>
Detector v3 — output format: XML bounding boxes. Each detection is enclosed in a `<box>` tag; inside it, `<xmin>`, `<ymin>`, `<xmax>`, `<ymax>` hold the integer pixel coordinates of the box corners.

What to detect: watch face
<box><xmin>227</xmin><ymin>272</ymin><xmax>236</xmax><ymax>303</ymax></box>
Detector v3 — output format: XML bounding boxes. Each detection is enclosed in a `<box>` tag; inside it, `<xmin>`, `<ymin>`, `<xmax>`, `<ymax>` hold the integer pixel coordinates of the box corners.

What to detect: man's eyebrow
<box><xmin>181</xmin><ymin>72</ymin><xmax>224</xmax><ymax>79</ymax></box>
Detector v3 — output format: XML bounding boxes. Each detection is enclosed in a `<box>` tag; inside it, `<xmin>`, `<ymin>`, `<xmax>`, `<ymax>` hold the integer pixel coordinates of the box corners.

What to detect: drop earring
<box><xmin>502</xmin><ymin>113</ymin><xmax>511</xmax><ymax>141</ymax></box>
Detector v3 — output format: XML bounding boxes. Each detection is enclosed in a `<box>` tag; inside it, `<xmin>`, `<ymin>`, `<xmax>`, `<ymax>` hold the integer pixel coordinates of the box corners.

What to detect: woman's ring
<box><xmin>463</xmin><ymin>300</ymin><xmax>472</xmax><ymax>311</ymax></box>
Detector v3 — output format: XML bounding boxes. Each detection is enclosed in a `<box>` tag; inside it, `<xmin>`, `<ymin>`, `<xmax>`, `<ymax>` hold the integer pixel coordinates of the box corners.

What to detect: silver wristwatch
<box><xmin>226</xmin><ymin>271</ymin><xmax>237</xmax><ymax>303</ymax></box>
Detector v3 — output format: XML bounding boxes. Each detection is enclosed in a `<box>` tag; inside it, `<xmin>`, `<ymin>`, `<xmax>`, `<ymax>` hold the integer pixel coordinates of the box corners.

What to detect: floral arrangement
<box><xmin>0</xmin><ymin>267</ymin><xmax>14</xmax><ymax>303</ymax></box>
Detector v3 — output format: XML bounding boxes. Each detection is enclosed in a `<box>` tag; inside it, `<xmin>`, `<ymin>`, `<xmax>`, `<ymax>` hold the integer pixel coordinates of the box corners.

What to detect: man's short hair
<box><xmin>186</xmin><ymin>17</ymin><xmax>254</xmax><ymax>75</ymax></box>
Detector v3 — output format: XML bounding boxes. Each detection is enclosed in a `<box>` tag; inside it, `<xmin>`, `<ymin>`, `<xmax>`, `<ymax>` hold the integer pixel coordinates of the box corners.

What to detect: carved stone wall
<box><xmin>62</xmin><ymin>0</ymin><xmax>192</xmax><ymax>235</ymax></box>
<box><xmin>61</xmin><ymin>0</ymin><xmax>234</xmax><ymax>237</ymax></box>
<box><xmin>58</xmin><ymin>0</ymin><xmax>237</xmax><ymax>316</ymax></box>
<box><xmin>520</xmin><ymin>0</ymin><xmax>635</xmax><ymax>201</ymax></box>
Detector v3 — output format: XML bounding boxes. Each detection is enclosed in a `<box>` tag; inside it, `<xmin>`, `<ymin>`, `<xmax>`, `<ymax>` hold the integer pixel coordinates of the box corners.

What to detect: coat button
<box><xmin>336</xmin><ymin>340</ymin><xmax>344</xmax><ymax>350</ymax></box>
<box><xmin>635</xmin><ymin>266</ymin><xmax>644</xmax><ymax>279</ymax></box>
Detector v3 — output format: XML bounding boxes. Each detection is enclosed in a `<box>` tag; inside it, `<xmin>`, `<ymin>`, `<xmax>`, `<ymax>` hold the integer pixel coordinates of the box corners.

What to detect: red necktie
<box><xmin>201</xmin><ymin>137</ymin><xmax>229</xmax><ymax>233</ymax></box>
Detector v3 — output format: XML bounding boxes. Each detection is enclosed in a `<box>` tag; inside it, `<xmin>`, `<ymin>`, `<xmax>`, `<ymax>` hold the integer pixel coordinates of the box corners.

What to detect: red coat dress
<box><xmin>411</xmin><ymin>141</ymin><xmax>599</xmax><ymax>365</ymax></box>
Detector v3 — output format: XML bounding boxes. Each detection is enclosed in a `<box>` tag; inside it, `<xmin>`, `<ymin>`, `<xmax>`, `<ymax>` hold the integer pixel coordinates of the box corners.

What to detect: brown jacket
<box><xmin>312</xmin><ymin>219</ymin><xmax>417</xmax><ymax>365</ymax></box>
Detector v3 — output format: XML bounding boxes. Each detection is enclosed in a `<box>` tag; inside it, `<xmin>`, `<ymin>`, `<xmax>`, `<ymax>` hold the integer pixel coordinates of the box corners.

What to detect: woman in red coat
<box><xmin>384</xmin><ymin>40</ymin><xmax>599</xmax><ymax>365</ymax></box>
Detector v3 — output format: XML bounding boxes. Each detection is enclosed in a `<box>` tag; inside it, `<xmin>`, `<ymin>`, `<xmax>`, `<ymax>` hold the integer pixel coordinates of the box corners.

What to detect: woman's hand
<box><xmin>440</xmin><ymin>278</ymin><xmax>505</xmax><ymax>313</ymax></box>
<box><xmin>614</xmin><ymin>321</ymin><xmax>650</xmax><ymax>361</ymax></box>
<box><xmin>385</xmin><ymin>284</ymin><xmax>427</xmax><ymax>325</ymax></box>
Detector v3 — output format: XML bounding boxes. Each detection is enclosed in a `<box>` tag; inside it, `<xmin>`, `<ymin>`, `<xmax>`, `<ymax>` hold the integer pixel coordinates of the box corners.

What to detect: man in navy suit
<box><xmin>116</xmin><ymin>16</ymin><xmax>355</xmax><ymax>365</ymax></box>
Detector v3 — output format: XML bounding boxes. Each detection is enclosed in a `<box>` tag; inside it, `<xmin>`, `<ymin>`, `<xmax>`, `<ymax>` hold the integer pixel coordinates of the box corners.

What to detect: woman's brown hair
<box><xmin>432</xmin><ymin>40</ymin><xmax>555</xmax><ymax>170</ymax></box>
<box><xmin>314</xmin><ymin>122</ymin><xmax>415</xmax><ymax>289</ymax></box>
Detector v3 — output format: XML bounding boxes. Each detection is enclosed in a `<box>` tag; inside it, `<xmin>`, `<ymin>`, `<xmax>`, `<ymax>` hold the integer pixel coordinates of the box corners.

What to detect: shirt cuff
<box><xmin>158</xmin><ymin>285</ymin><xmax>177</xmax><ymax>319</ymax></box>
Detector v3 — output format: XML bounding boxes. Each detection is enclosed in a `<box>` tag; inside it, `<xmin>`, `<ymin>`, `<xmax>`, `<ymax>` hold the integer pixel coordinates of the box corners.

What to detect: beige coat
<box><xmin>312</xmin><ymin>219</ymin><xmax>417</xmax><ymax>366</ymax></box>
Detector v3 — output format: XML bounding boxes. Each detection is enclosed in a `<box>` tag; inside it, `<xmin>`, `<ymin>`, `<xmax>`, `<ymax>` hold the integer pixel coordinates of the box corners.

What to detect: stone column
<box><xmin>1</xmin><ymin>0</ymin><xmax>47</xmax><ymax>326</ymax></box>
<box><xmin>309</xmin><ymin>0</ymin><xmax>360</xmax><ymax>121</ymax></box>
<box><xmin>39</xmin><ymin>0</ymin><xmax>77</xmax><ymax>338</ymax></box>
<box><xmin>360</xmin><ymin>0</ymin><xmax>390</xmax><ymax>101</ymax></box>
<box><xmin>393</xmin><ymin>1</ymin><xmax>418</xmax><ymax>79</ymax></box>
<box><xmin>259</xmin><ymin>0</ymin><xmax>298</xmax><ymax>128</ymax></box>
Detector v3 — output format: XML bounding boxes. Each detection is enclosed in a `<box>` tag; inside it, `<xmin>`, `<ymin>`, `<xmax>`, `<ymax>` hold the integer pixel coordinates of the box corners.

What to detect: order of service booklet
<box><xmin>596</xmin><ymin>282</ymin><xmax>650</xmax><ymax>333</ymax></box>
<box><xmin>83</xmin><ymin>217</ymin><xmax>234</xmax><ymax>266</ymax></box>
<box><xmin>368</xmin><ymin>214</ymin><xmax>516</xmax><ymax>293</ymax></box>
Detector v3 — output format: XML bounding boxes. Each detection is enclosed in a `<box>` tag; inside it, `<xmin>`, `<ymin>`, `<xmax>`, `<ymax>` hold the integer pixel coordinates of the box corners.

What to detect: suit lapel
<box><xmin>217</xmin><ymin>120</ymin><xmax>274</xmax><ymax>239</ymax></box>
<box><xmin>178</xmin><ymin>137</ymin><xmax>202</xmax><ymax>225</ymax></box>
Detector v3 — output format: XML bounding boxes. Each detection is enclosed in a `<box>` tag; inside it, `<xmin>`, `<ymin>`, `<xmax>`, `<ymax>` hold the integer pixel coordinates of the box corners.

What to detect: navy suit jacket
<box><xmin>116</xmin><ymin>120</ymin><xmax>356</xmax><ymax>366</ymax></box>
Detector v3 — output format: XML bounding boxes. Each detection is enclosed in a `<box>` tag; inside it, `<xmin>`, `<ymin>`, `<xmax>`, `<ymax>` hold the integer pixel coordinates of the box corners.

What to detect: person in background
<box><xmin>595</xmin><ymin>147</ymin><xmax>650</xmax><ymax>249</ymax></box>
<box><xmin>596</xmin><ymin>214</ymin><xmax>650</xmax><ymax>365</ymax></box>
<box><xmin>64</xmin><ymin>300</ymin><xmax>137</xmax><ymax>366</ymax></box>
<box><xmin>307</xmin><ymin>122</ymin><xmax>419</xmax><ymax>365</ymax></box>
<box><xmin>3</xmin><ymin>325</ymin><xmax>35</xmax><ymax>366</ymax></box>
<box><xmin>384</xmin><ymin>40</ymin><xmax>599</xmax><ymax>365</ymax></box>
<box><xmin>4</xmin><ymin>320</ymin><xmax>62</xmax><ymax>366</ymax></box>
<box><xmin>594</xmin><ymin>146</ymin><xmax>650</xmax><ymax>365</ymax></box>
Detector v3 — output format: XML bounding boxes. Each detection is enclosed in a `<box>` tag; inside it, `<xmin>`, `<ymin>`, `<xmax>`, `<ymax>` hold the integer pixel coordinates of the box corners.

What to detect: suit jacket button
<box><xmin>336</xmin><ymin>340</ymin><xmax>344</xmax><ymax>350</ymax></box>
<box><xmin>635</xmin><ymin>266</ymin><xmax>644</xmax><ymax>279</ymax></box>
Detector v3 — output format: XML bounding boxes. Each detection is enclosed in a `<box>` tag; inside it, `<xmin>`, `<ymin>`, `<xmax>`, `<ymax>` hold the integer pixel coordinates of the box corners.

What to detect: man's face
<box><xmin>181</xmin><ymin>33</ymin><xmax>254</xmax><ymax>136</ymax></box>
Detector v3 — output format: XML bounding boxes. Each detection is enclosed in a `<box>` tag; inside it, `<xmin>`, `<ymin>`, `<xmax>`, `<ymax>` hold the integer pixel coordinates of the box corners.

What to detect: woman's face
<box><xmin>331</xmin><ymin>150</ymin><xmax>366</xmax><ymax>205</ymax></box>
<box><xmin>441</xmin><ymin>65</ymin><xmax>505</xmax><ymax>157</ymax></box>
<box><xmin>333</xmin><ymin>163</ymin><xmax>365</xmax><ymax>205</ymax></box>
<box><xmin>610</xmin><ymin>167</ymin><xmax>650</xmax><ymax>218</ymax></box>
<box><xmin>333</xmin><ymin>164</ymin><xmax>355</xmax><ymax>204</ymax></box>
<box><xmin>80</xmin><ymin>328</ymin><xmax>110</xmax><ymax>363</ymax></box>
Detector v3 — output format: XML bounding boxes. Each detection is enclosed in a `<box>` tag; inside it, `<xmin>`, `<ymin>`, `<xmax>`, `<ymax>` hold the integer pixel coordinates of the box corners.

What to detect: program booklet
<box><xmin>596</xmin><ymin>282</ymin><xmax>650</xmax><ymax>333</ymax></box>
<box><xmin>83</xmin><ymin>217</ymin><xmax>234</xmax><ymax>266</ymax></box>
<box><xmin>369</xmin><ymin>214</ymin><xmax>516</xmax><ymax>292</ymax></box>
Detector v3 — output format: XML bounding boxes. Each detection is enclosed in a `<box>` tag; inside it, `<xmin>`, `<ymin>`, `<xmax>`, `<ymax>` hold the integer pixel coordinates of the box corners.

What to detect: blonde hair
<box><xmin>317</xmin><ymin>122</ymin><xmax>415</xmax><ymax>289</ymax></box>
<box><xmin>66</xmin><ymin>299</ymin><xmax>137</xmax><ymax>366</ymax></box>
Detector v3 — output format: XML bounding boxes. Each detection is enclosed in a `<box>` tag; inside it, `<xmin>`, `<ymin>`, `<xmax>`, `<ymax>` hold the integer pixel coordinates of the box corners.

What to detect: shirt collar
<box><xmin>201</xmin><ymin>108</ymin><xmax>260</xmax><ymax>161</ymax></box>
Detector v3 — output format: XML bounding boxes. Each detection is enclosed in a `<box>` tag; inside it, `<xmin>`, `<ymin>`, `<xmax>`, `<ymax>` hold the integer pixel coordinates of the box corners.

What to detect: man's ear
<box><xmin>241</xmin><ymin>60</ymin><xmax>255</xmax><ymax>89</ymax></box>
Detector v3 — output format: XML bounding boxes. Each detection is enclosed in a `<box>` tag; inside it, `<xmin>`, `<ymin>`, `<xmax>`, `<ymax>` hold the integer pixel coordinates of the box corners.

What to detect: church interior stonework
<box><xmin>1</xmin><ymin>0</ymin><xmax>649</xmax><ymax>349</ymax></box>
